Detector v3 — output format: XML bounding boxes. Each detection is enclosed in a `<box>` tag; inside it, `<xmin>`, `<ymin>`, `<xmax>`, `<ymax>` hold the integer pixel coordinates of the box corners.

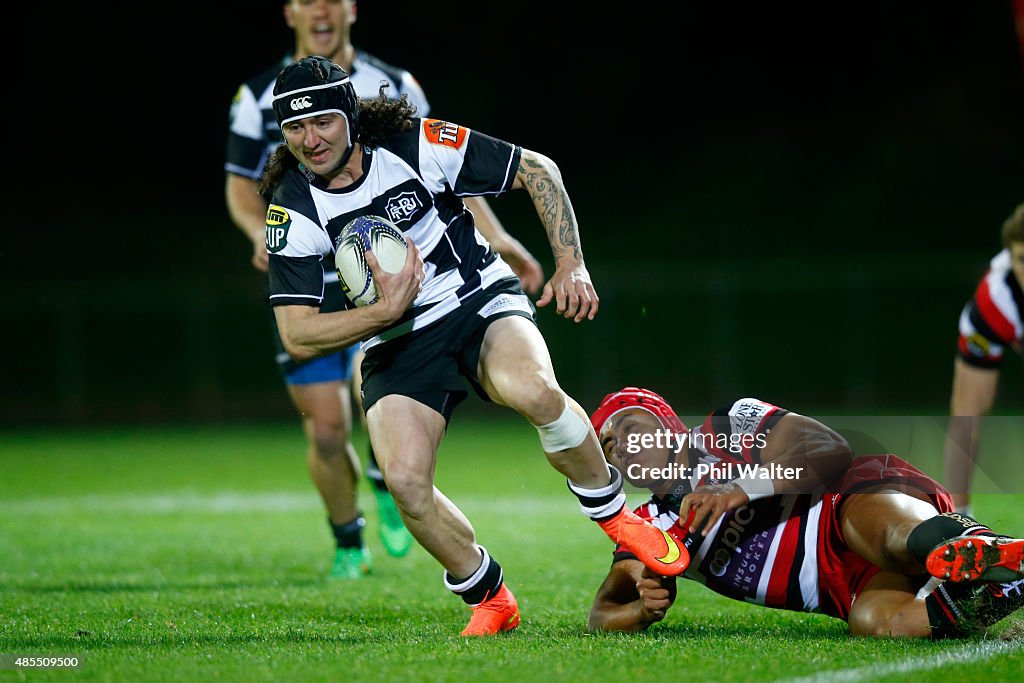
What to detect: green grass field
<box><xmin>1</xmin><ymin>419</ymin><xmax>1021</xmax><ymax>682</ymax></box>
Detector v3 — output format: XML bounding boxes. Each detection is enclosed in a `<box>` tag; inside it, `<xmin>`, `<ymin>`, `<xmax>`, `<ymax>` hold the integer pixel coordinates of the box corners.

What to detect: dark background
<box><xmin>6</xmin><ymin>1</ymin><xmax>1023</xmax><ymax>425</ymax></box>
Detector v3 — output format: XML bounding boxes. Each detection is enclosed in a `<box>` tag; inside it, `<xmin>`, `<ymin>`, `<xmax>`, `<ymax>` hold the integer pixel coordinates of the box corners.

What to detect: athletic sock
<box><xmin>330</xmin><ymin>514</ymin><xmax>365</xmax><ymax>550</ymax></box>
<box><xmin>907</xmin><ymin>512</ymin><xmax>995</xmax><ymax>564</ymax></box>
<box><xmin>365</xmin><ymin>445</ymin><xmax>390</xmax><ymax>493</ymax></box>
<box><xmin>567</xmin><ymin>464</ymin><xmax>626</xmax><ymax>522</ymax></box>
<box><xmin>444</xmin><ymin>546</ymin><xmax>504</xmax><ymax>606</ymax></box>
<box><xmin>925</xmin><ymin>576</ymin><xmax>1024</xmax><ymax>638</ymax></box>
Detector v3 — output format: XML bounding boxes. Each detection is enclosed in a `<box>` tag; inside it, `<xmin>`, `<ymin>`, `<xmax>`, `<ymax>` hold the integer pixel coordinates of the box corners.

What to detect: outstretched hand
<box><xmin>678</xmin><ymin>482</ymin><xmax>751</xmax><ymax>537</ymax></box>
<box><xmin>536</xmin><ymin>261</ymin><xmax>599</xmax><ymax>322</ymax></box>
<box><xmin>366</xmin><ymin>240</ymin><xmax>424</xmax><ymax>323</ymax></box>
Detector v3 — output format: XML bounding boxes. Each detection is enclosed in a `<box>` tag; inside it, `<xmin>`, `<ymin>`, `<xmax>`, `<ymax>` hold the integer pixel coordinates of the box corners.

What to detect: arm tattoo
<box><xmin>518</xmin><ymin>153</ymin><xmax>581</xmax><ymax>262</ymax></box>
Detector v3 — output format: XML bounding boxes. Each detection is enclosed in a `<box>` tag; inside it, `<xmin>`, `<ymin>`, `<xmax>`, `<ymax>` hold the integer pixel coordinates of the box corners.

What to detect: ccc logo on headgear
<box><xmin>290</xmin><ymin>96</ymin><xmax>313</xmax><ymax>111</ymax></box>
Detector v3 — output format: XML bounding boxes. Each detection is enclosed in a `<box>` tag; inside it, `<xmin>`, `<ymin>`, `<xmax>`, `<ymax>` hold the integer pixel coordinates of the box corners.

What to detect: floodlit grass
<box><xmin>1</xmin><ymin>419</ymin><xmax>1021</xmax><ymax>682</ymax></box>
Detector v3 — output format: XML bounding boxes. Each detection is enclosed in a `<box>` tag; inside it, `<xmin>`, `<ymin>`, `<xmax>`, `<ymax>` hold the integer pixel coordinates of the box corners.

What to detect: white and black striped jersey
<box><xmin>225</xmin><ymin>51</ymin><xmax>430</xmax><ymax>181</ymax></box>
<box><xmin>266</xmin><ymin>118</ymin><xmax>523</xmax><ymax>352</ymax></box>
<box><xmin>957</xmin><ymin>249</ymin><xmax>1024</xmax><ymax>368</ymax></box>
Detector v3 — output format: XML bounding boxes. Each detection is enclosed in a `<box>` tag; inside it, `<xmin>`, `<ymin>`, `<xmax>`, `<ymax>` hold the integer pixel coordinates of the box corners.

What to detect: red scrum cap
<box><xmin>590</xmin><ymin>387</ymin><xmax>687</xmax><ymax>436</ymax></box>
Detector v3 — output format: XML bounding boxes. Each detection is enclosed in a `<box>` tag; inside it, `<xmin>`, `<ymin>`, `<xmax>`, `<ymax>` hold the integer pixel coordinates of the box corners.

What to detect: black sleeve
<box><xmin>268</xmin><ymin>254</ymin><xmax>325</xmax><ymax>307</ymax></box>
<box><xmin>225</xmin><ymin>132</ymin><xmax>268</xmax><ymax>179</ymax></box>
<box><xmin>453</xmin><ymin>131</ymin><xmax>522</xmax><ymax>196</ymax></box>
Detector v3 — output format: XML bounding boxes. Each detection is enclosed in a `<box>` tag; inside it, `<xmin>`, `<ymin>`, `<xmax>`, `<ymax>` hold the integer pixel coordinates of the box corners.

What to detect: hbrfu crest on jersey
<box><xmin>266</xmin><ymin>205</ymin><xmax>292</xmax><ymax>253</ymax></box>
<box><xmin>423</xmin><ymin>118</ymin><xmax>467</xmax><ymax>149</ymax></box>
<box><xmin>385</xmin><ymin>191</ymin><xmax>423</xmax><ymax>225</ymax></box>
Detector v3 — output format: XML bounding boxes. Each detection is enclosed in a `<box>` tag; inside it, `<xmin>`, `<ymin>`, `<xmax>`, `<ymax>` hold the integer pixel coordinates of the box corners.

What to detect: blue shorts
<box><xmin>282</xmin><ymin>345</ymin><xmax>359</xmax><ymax>385</ymax></box>
<box><xmin>271</xmin><ymin>279</ymin><xmax>358</xmax><ymax>385</ymax></box>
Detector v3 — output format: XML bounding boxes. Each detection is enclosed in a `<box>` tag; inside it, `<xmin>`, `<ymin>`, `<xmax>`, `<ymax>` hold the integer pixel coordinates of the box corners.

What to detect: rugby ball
<box><xmin>334</xmin><ymin>215</ymin><xmax>408</xmax><ymax>307</ymax></box>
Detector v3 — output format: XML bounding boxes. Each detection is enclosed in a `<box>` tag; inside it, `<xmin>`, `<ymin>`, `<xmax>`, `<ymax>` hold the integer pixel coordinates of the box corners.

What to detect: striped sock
<box><xmin>567</xmin><ymin>465</ymin><xmax>626</xmax><ymax>522</ymax></box>
<box><xmin>444</xmin><ymin>546</ymin><xmax>503</xmax><ymax>606</ymax></box>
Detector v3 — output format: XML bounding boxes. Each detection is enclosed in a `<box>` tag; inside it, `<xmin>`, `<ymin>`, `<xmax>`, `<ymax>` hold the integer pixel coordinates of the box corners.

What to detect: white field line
<box><xmin>0</xmin><ymin>491</ymin><xmax>577</xmax><ymax>516</ymax></box>
<box><xmin>779</xmin><ymin>639</ymin><xmax>1022</xmax><ymax>683</ymax></box>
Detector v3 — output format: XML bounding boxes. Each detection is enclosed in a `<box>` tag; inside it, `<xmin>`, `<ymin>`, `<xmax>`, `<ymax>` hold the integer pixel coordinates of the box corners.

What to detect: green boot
<box><xmin>328</xmin><ymin>546</ymin><xmax>372</xmax><ymax>580</ymax></box>
<box><xmin>375</xmin><ymin>489</ymin><xmax>414</xmax><ymax>557</ymax></box>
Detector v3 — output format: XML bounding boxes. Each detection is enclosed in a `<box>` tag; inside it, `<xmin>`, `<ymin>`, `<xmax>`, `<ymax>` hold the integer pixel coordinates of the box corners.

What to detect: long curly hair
<box><xmin>259</xmin><ymin>87</ymin><xmax>418</xmax><ymax>198</ymax></box>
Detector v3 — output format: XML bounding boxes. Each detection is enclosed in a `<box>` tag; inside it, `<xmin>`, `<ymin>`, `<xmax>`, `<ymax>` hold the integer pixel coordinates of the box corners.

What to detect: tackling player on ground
<box><xmin>588</xmin><ymin>387</ymin><xmax>1024</xmax><ymax>638</ymax></box>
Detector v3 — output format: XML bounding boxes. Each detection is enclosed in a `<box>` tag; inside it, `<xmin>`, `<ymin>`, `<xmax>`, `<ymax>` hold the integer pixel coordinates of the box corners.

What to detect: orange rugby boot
<box><xmin>926</xmin><ymin>535</ymin><xmax>1024</xmax><ymax>583</ymax></box>
<box><xmin>597</xmin><ymin>506</ymin><xmax>689</xmax><ymax>576</ymax></box>
<box><xmin>461</xmin><ymin>584</ymin><xmax>521</xmax><ymax>636</ymax></box>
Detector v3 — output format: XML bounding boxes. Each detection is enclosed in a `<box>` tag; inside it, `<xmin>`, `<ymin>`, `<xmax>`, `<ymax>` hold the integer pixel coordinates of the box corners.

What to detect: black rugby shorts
<box><xmin>360</xmin><ymin>277</ymin><xmax>536</xmax><ymax>422</ymax></box>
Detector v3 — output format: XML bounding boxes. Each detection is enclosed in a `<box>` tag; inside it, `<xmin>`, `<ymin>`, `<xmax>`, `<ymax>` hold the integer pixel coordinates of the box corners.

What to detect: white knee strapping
<box><xmin>536</xmin><ymin>400</ymin><xmax>591</xmax><ymax>452</ymax></box>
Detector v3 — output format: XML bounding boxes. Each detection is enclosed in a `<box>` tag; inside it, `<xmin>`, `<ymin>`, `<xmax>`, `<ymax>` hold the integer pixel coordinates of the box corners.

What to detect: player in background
<box><xmin>942</xmin><ymin>203</ymin><xmax>1023</xmax><ymax>517</ymax></box>
<box><xmin>588</xmin><ymin>387</ymin><xmax>1024</xmax><ymax>638</ymax></box>
<box><xmin>225</xmin><ymin>0</ymin><xmax>543</xmax><ymax>578</ymax></box>
<box><xmin>261</xmin><ymin>56</ymin><xmax>691</xmax><ymax>635</ymax></box>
